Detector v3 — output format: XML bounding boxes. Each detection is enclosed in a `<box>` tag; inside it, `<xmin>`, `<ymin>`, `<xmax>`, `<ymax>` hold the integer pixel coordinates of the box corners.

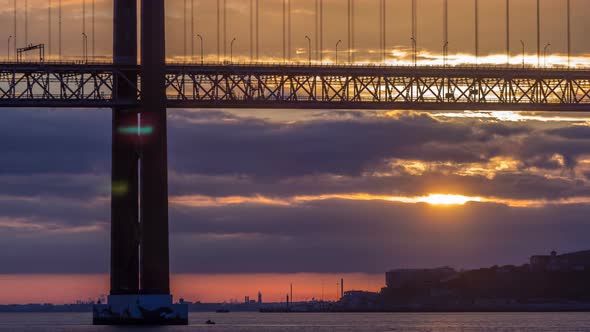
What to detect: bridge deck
<box><xmin>0</xmin><ymin>62</ymin><xmax>589</xmax><ymax>111</ymax></box>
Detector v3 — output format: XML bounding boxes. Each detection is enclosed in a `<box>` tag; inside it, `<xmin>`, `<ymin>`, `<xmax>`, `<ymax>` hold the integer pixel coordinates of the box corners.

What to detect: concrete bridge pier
<box><xmin>93</xmin><ymin>0</ymin><xmax>187</xmax><ymax>325</ymax></box>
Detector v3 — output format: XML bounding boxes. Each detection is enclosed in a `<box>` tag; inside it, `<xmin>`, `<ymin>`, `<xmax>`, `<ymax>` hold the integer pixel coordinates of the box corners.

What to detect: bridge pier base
<box><xmin>93</xmin><ymin>295</ymin><xmax>188</xmax><ymax>325</ymax></box>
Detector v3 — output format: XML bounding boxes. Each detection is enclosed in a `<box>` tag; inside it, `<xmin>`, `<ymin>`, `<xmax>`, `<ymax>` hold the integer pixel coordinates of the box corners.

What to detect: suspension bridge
<box><xmin>3</xmin><ymin>0</ymin><xmax>590</xmax><ymax>111</ymax></box>
<box><xmin>2</xmin><ymin>0</ymin><xmax>590</xmax><ymax>326</ymax></box>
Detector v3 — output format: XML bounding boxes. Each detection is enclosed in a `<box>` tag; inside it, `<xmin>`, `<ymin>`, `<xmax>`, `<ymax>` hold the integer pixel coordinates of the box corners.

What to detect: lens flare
<box><xmin>117</xmin><ymin>126</ymin><xmax>154</xmax><ymax>135</ymax></box>
<box><xmin>112</xmin><ymin>181</ymin><xmax>129</xmax><ymax>196</ymax></box>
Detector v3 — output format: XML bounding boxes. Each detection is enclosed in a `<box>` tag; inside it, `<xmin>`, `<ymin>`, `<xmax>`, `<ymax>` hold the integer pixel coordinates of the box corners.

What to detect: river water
<box><xmin>1</xmin><ymin>312</ymin><xmax>590</xmax><ymax>331</ymax></box>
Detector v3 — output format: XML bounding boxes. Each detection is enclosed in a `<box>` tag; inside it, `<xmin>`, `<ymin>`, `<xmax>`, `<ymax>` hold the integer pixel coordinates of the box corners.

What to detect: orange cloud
<box><xmin>170</xmin><ymin>192</ymin><xmax>590</xmax><ymax>209</ymax></box>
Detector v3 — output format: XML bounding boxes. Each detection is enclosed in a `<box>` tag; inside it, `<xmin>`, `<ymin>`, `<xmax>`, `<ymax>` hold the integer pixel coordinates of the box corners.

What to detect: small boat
<box><xmin>206</xmin><ymin>319</ymin><xmax>216</xmax><ymax>325</ymax></box>
<box><xmin>216</xmin><ymin>309</ymin><xmax>230</xmax><ymax>313</ymax></box>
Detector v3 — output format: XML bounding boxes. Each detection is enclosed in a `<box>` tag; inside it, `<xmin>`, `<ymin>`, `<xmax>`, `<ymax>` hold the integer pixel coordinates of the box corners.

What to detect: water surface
<box><xmin>1</xmin><ymin>312</ymin><xmax>590</xmax><ymax>331</ymax></box>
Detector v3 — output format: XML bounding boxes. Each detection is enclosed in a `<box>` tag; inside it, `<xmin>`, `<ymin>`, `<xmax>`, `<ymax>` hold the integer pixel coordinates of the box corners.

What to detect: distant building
<box><xmin>386</xmin><ymin>267</ymin><xmax>457</xmax><ymax>289</ymax></box>
<box><xmin>258</xmin><ymin>292</ymin><xmax>262</xmax><ymax>304</ymax></box>
<box><xmin>339</xmin><ymin>291</ymin><xmax>380</xmax><ymax>309</ymax></box>
<box><xmin>530</xmin><ymin>250</ymin><xmax>590</xmax><ymax>271</ymax></box>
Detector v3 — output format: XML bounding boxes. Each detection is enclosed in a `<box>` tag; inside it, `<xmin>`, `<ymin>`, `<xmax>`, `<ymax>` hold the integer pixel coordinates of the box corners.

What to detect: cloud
<box><xmin>1</xmin><ymin>108</ymin><xmax>590</xmax><ymax>274</ymax></box>
<box><xmin>0</xmin><ymin>227</ymin><xmax>108</xmax><ymax>274</ymax></box>
<box><xmin>0</xmin><ymin>216</ymin><xmax>104</xmax><ymax>234</ymax></box>
<box><xmin>168</xmin><ymin>110</ymin><xmax>529</xmax><ymax>178</ymax></box>
<box><xmin>0</xmin><ymin>193</ymin><xmax>109</xmax><ymax>230</ymax></box>
<box><xmin>0</xmin><ymin>196</ymin><xmax>588</xmax><ymax>274</ymax></box>
<box><xmin>167</xmin><ymin>199</ymin><xmax>590</xmax><ymax>273</ymax></box>
<box><xmin>0</xmin><ymin>174</ymin><xmax>109</xmax><ymax>199</ymax></box>
<box><xmin>166</xmin><ymin>170</ymin><xmax>590</xmax><ymax>202</ymax></box>
<box><xmin>0</xmin><ymin>109</ymin><xmax>111</xmax><ymax>175</ymax></box>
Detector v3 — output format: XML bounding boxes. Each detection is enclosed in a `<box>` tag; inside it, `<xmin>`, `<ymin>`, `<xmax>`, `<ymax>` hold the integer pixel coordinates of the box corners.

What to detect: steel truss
<box><xmin>1</xmin><ymin>63</ymin><xmax>590</xmax><ymax>111</ymax></box>
<box><xmin>0</xmin><ymin>63</ymin><xmax>139</xmax><ymax>108</ymax></box>
<box><xmin>165</xmin><ymin>65</ymin><xmax>590</xmax><ymax>111</ymax></box>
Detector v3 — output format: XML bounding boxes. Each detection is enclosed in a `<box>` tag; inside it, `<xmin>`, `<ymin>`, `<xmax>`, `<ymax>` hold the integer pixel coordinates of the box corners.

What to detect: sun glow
<box><xmin>414</xmin><ymin>194</ymin><xmax>482</xmax><ymax>206</ymax></box>
<box><xmin>171</xmin><ymin>193</ymin><xmax>485</xmax><ymax>208</ymax></box>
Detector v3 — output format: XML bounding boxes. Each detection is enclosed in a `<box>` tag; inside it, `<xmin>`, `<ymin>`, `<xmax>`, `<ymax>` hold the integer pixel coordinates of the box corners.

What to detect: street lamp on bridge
<box><xmin>196</xmin><ymin>34</ymin><xmax>204</xmax><ymax>65</ymax></box>
<box><xmin>230</xmin><ymin>37</ymin><xmax>237</xmax><ymax>64</ymax></box>
<box><xmin>7</xmin><ymin>36</ymin><xmax>11</xmax><ymax>61</ymax></box>
<box><xmin>336</xmin><ymin>40</ymin><xmax>342</xmax><ymax>65</ymax></box>
<box><xmin>443</xmin><ymin>41</ymin><xmax>449</xmax><ymax>68</ymax></box>
<box><xmin>82</xmin><ymin>33</ymin><xmax>88</xmax><ymax>63</ymax></box>
<box><xmin>520</xmin><ymin>40</ymin><xmax>525</xmax><ymax>69</ymax></box>
<box><xmin>544</xmin><ymin>43</ymin><xmax>551</xmax><ymax>68</ymax></box>
<box><xmin>305</xmin><ymin>35</ymin><xmax>312</xmax><ymax>65</ymax></box>
<box><xmin>410</xmin><ymin>37</ymin><xmax>417</xmax><ymax>67</ymax></box>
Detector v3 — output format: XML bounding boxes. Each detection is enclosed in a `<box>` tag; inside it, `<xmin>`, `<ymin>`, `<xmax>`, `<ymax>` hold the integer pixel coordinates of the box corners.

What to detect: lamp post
<box><xmin>520</xmin><ymin>40</ymin><xmax>524</xmax><ymax>69</ymax></box>
<box><xmin>196</xmin><ymin>34</ymin><xmax>204</xmax><ymax>65</ymax></box>
<box><xmin>305</xmin><ymin>35</ymin><xmax>311</xmax><ymax>65</ymax></box>
<box><xmin>82</xmin><ymin>33</ymin><xmax>88</xmax><ymax>63</ymax></box>
<box><xmin>230</xmin><ymin>37</ymin><xmax>237</xmax><ymax>63</ymax></box>
<box><xmin>411</xmin><ymin>37</ymin><xmax>417</xmax><ymax>67</ymax></box>
<box><xmin>7</xmin><ymin>36</ymin><xmax>11</xmax><ymax>61</ymax></box>
<box><xmin>543</xmin><ymin>43</ymin><xmax>550</xmax><ymax>68</ymax></box>
<box><xmin>443</xmin><ymin>41</ymin><xmax>449</xmax><ymax>67</ymax></box>
<box><xmin>335</xmin><ymin>39</ymin><xmax>342</xmax><ymax>65</ymax></box>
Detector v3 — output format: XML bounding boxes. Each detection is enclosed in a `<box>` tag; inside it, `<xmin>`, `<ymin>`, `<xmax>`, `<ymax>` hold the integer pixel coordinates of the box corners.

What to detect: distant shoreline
<box><xmin>2</xmin><ymin>309</ymin><xmax>590</xmax><ymax>313</ymax></box>
<box><xmin>3</xmin><ymin>302</ymin><xmax>590</xmax><ymax>313</ymax></box>
<box><xmin>261</xmin><ymin>305</ymin><xmax>590</xmax><ymax>314</ymax></box>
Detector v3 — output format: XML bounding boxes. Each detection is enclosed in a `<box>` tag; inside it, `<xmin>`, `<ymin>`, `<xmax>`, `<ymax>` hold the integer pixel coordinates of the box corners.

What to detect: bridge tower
<box><xmin>93</xmin><ymin>0</ymin><xmax>188</xmax><ymax>325</ymax></box>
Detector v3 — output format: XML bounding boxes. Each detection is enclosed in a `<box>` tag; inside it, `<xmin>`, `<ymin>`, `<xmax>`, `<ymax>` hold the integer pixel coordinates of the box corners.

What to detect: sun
<box><xmin>417</xmin><ymin>194</ymin><xmax>482</xmax><ymax>206</ymax></box>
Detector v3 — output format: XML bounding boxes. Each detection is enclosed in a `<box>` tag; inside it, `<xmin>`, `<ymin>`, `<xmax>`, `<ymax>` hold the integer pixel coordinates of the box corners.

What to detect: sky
<box><xmin>2</xmin><ymin>0</ymin><xmax>590</xmax><ymax>304</ymax></box>
<box><xmin>3</xmin><ymin>108</ymin><xmax>590</xmax><ymax>303</ymax></box>
<box><xmin>2</xmin><ymin>0</ymin><xmax>590</xmax><ymax>64</ymax></box>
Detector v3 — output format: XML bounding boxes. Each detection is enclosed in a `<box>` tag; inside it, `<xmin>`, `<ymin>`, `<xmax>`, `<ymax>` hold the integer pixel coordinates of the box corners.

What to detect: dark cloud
<box><xmin>0</xmin><ymin>229</ymin><xmax>108</xmax><ymax>274</ymax></box>
<box><xmin>0</xmin><ymin>195</ymin><xmax>108</xmax><ymax>228</ymax></box>
<box><xmin>168</xmin><ymin>200</ymin><xmax>590</xmax><ymax>273</ymax></box>
<box><xmin>2</xmin><ymin>108</ymin><xmax>590</xmax><ymax>274</ymax></box>
<box><xmin>547</xmin><ymin>126</ymin><xmax>590</xmax><ymax>140</ymax></box>
<box><xmin>168</xmin><ymin>110</ymin><xmax>528</xmax><ymax>178</ymax></box>
<box><xmin>0</xmin><ymin>109</ymin><xmax>111</xmax><ymax>175</ymax></box>
<box><xmin>167</xmin><ymin>171</ymin><xmax>590</xmax><ymax>201</ymax></box>
<box><xmin>1</xmin><ymin>198</ymin><xmax>588</xmax><ymax>274</ymax></box>
<box><xmin>518</xmin><ymin>134</ymin><xmax>590</xmax><ymax>170</ymax></box>
<box><xmin>0</xmin><ymin>174</ymin><xmax>109</xmax><ymax>199</ymax></box>
<box><xmin>0</xmin><ymin>108</ymin><xmax>580</xmax><ymax>182</ymax></box>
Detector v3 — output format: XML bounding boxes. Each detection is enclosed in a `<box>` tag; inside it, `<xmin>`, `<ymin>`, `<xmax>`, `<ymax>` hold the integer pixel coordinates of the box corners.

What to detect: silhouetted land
<box><xmin>4</xmin><ymin>250</ymin><xmax>590</xmax><ymax>313</ymax></box>
<box><xmin>330</xmin><ymin>250</ymin><xmax>590</xmax><ymax>312</ymax></box>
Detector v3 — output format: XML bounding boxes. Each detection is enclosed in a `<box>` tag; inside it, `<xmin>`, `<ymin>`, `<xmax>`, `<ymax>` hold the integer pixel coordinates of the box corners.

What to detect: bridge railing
<box><xmin>0</xmin><ymin>62</ymin><xmax>589</xmax><ymax>110</ymax></box>
<box><xmin>164</xmin><ymin>61</ymin><xmax>590</xmax><ymax>71</ymax></box>
<box><xmin>2</xmin><ymin>60</ymin><xmax>590</xmax><ymax>72</ymax></box>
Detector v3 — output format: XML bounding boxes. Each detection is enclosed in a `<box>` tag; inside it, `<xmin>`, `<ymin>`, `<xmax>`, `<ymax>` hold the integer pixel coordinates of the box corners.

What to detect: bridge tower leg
<box><xmin>93</xmin><ymin>0</ymin><xmax>188</xmax><ymax>325</ymax></box>
<box><xmin>139</xmin><ymin>0</ymin><xmax>170</xmax><ymax>297</ymax></box>
<box><xmin>110</xmin><ymin>0</ymin><xmax>139</xmax><ymax>298</ymax></box>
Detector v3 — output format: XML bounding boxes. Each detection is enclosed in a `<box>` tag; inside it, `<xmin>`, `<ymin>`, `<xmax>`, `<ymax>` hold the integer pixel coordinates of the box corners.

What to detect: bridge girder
<box><xmin>1</xmin><ymin>63</ymin><xmax>590</xmax><ymax>111</ymax></box>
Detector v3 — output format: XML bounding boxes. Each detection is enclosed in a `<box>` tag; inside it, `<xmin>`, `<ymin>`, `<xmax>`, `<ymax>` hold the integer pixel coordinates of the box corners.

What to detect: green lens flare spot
<box><xmin>117</xmin><ymin>126</ymin><xmax>154</xmax><ymax>135</ymax></box>
<box><xmin>112</xmin><ymin>181</ymin><xmax>129</xmax><ymax>196</ymax></box>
